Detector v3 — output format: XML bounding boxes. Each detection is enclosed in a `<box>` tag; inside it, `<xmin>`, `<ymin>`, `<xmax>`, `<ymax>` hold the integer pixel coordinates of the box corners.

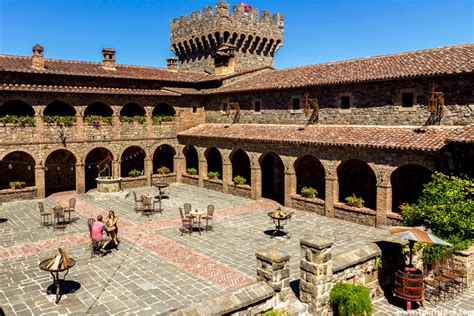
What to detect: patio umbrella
<box><xmin>387</xmin><ymin>226</ymin><xmax>452</xmax><ymax>266</ymax></box>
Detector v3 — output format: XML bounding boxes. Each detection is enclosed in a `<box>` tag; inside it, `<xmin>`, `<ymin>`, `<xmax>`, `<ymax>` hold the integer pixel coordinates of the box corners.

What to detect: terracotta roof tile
<box><xmin>178</xmin><ymin>123</ymin><xmax>465</xmax><ymax>151</ymax></box>
<box><xmin>207</xmin><ymin>44</ymin><xmax>473</xmax><ymax>93</ymax></box>
<box><xmin>446</xmin><ymin>124</ymin><xmax>474</xmax><ymax>144</ymax></box>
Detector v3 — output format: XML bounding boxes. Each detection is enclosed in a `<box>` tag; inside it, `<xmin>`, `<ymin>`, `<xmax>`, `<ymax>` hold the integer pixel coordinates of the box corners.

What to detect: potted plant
<box><xmin>128</xmin><ymin>169</ymin><xmax>142</xmax><ymax>177</ymax></box>
<box><xmin>345</xmin><ymin>193</ymin><xmax>364</xmax><ymax>208</ymax></box>
<box><xmin>233</xmin><ymin>175</ymin><xmax>247</xmax><ymax>185</ymax></box>
<box><xmin>9</xmin><ymin>181</ymin><xmax>26</xmax><ymax>189</ymax></box>
<box><xmin>207</xmin><ymin>171</ymin><xmax>220</xmax><ymax>180</ymax></box>
<box><xmin>301</xmin><ymin>186</ymin><xmax>317</xmax><ymax>198</ymax></box>
<box><xmin>329</xmin><ymin>283</ymin><xmax>372</xmax><ymax>316</ymax></box>
<box><xmin>186</xmin><ymin>167</ymin><xmax>198</xmax><ymax>175</ymax></box>
<box><xmin>157</xmin><ymin>166</ymin><xmax>170</xmax><ymax>175</ymax></box>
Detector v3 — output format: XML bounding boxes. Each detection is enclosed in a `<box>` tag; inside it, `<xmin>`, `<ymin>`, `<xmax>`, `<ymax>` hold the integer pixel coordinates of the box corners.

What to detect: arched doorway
<box><xmin>120</xmin><ymin>103</ymin><xmax>145</xmax><ymax>118</ymax></box>
<box><xmin>205</xmin><ymin>147</ymin><xmax>222</xmax><ymax>179</ymax></box>
<box><xmin>0</xmin><ymin>100</ymin><xmax>35</xmax><ymax>117</ymax></box>
<box><xmin>391</xmin><ymin>164</ymin><xmax>432</xmax><ymax>212</ymax></box>
<box><xmin>152</xmin><ymin>103</ymin><xmax>176</xmax><ymax>117</ymax></box>
<box><xmin>183</xmin><ymin>145</ymin><xmax>199</xmax><ymax>173</ymax></box>
<box><xmin>337</xmin><ymin>159</ymin><xmax>376</xmax><ymax>209</ymax></box>
<box><xmin>44</xmin><ymin>101</ymin><xmax>76</xmax><ymax>116</ymax></box>
<box><xmin>45</xmin><ymin>149</ymin><xmax>77</xmax><ymax>196</ymax></box>
<box><xmin>260</xmin><ymin>152</ymin><xmax>284</xmax><ymax>204</ymax></box>
<box><xmin>153</xmin><ymin>145</ymin><xmax>175</xmax><ymax>174</ymax></box>
<box><xmin>0</xmin><ymin>151</ymin><xmax>35</xmax><ymax>190</ymax></box>
<box><xmin>85</xmin><ymin>148</ymin><xmax>114</xmax><ymax>192</ymax></box>
<box><xmin>295</xmin><ymin>155</ymin><xmax>325</xmax><ymax>199</ymax></box>
<box><xmin>84</xmin><ymin>102</ymin><xmax>113</xmax><ymax>118</ymax></box>
<box><xmin>230</xmin><ymin>149</ymin><xmax>251</xmax><ymax>185</ymax></box>
<box><xmin>121</xmin><ymin>146</ymin><xmax>146</xmax><ymax>177</ymax></box>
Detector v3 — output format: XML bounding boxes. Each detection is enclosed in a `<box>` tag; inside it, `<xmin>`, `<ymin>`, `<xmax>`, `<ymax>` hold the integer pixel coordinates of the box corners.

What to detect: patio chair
<box><xmin>432</xmin><ymin>259</ymin><xmax>455</xmax><ymax>301</ymax></box>
<box><xmin>52</xmin><ymin>206</ymin><xmax>66</xmax><ymax>229</ymax></box>
<box><xmin>141</xmin><ymin>195</ymin><xmax>154</xmax><ymax>216</ymax></box>
<box><xmin>38</xmin><ymin>202</ymin><xmax>52</xmax><ymax>227</ymax></box>
<box><xmin>184</xmin><ymin>203</ymin><xmax>192</xmax><ymax>218</ymax></box>
<box><xmin>64</xmin><ymin>197</ymin><xmax>76</xmax><ymax>223</ymax></box>
<box><xmin>179</xmin><ymin>207</ymin><xmax>192</xmax><ymax>236</ymax></box>
<box><xmin>132</xmin><ymin>191</ymin><xmax>143</xmax><ymax>212</ymax></box>
<box><xmin>152</xmin><ymin>197</ymin><xmax>163</xmax><ymax>214</ymax></box>
<box><xmin>202</xmin><ymin>205</ymin><xmax>214</xmax><ymax>232</ymax></box>
<box><xmin>442</xmin><ymin>256</ymin><xmax>467</xmax><ymax>293</ymax></box>
<box><xmin>87</xmin><ymin>218</ymin><xmax>102</xmax><ymax>257</ymax></box>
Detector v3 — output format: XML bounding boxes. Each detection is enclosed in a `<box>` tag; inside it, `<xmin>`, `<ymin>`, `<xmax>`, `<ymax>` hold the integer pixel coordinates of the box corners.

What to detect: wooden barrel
<box><xmin>393</xmin><ymin>269</ymin><xmax>424</xmax><ymax>302</ymax></box>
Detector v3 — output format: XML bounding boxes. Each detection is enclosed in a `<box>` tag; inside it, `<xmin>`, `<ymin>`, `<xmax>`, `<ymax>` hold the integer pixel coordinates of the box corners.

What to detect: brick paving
<box><xmin>0</xmin><ymin>183</ymin><xmax>473</xmax><ymax>314</ymax></box>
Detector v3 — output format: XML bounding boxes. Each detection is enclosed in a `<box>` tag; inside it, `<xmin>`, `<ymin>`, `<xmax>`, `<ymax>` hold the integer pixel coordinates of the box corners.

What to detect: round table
<box><xmin>154</xmin><ymin>182</ymin><xmax>169</xmax><ymax>198</ymax></box>
<box><xmin>39</xmin><ymin>258</ymin><xmax>76</xmax><ymax>304</ymax></box>
<box><xmin>188</xmin><ymin>210</ymin><xmax>205</xmax><ymax>235</ymax></box>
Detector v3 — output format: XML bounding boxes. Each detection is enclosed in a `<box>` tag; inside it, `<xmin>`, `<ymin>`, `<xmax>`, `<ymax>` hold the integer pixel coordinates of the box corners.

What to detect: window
<box><xmin>402</xmin><ymin>92</ymin><xmax>414</xmax><ymax>107</ymax></box>
<box><xmin>253</xmin><ymin>100</ymin><xmax>261</xmax><ymax>112</ymax></box>
<box><xmin>192</xmin><ymin>106</ymin><xmax>197</xmax><ymax>113</ymax></box>
<box><xmin>341</xmin><ymin>96</ymin><xmax>351</xmax><ymax>109</ymax></box>
<box><xmin>292</xmin><ymin>98</ymin><xmax>300</xmax><ymax>110</ymax></box>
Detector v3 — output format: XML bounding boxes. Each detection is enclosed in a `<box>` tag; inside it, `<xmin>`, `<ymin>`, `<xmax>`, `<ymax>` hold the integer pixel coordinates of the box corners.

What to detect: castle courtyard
<box><xmin>0</xmin><ymin>184</ymin><xmax>472</xmax><ymax>315</ymax></box>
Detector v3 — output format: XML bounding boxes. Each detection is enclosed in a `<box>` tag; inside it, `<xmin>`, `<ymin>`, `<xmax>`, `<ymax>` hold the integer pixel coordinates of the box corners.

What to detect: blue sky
<box><xmin>0</xmin><ymin>0</ymin><xmax>472</xmax><ymax>69</ymax></box>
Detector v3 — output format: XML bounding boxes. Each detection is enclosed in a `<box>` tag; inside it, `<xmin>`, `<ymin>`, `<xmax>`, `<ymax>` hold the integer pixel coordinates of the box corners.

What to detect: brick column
<box><xmin>256</xmin><ymin>248</ymin><xmax>291</xmax><ymax>306</ymax></box>
<box><xmin>112</xmin><ymin>160</ymin><xmax>121</xmax><ymax>178</ymax></box>
<box><xmin>75</xmin><ymin>110</ymin><xmax>84</xmax><ymax>141</ymax></box>
<box><xmin>145</xmin><ymin>109</ymin><xmax>153</xmax><ymax>138</ymax></box>
<box><xmin>144</xmin><ymin>157</ymin><xmax>153</xmax><ymax>186</ymax></box>
<box><xmin>284</xmin><ymin>171</ymin><xmax>296</xmax><ymax>208</ymax></box>
<box><xmin>198</xmin><ymin>159</ymin><xmax>207</xmax><ymax>188</ymax></box>
<box><xmin>174</xmin><ymin>155</ymin><xmax>183</xmax><ymax>183</ymax></box>
<box><xmin>376</xmin><ymin>183</ymin><xmax>391</xmax><ymax>227</ymax></box>
<box><xmin>35</xmin><ymin>163</ymin><xmax>46</xmax><ymax>199</ymax></box>
<box><xmin>251</xmin><ymin>166</ymin><xmax>261</xmax><ymax>199</ymax></box>
<box><xmin>300</xmin><ymin>236</ymin><xmax>334</xmax><ymax>315</ymax></box>
<box><xmin>34</xmin><ymin>107</ymin><xmax>44</xmax><ymax>143</ymax></box>
<box><xmin>324</xmin><ymin>175</ymin><xmax>337</xmax><ymax>218</ymax></box>
<box><xmin>112</xmin><ymin>112</ymin><xmax>120</xmax><ymax>139</ymax></box>
<box><xmin>75</xmin><ymin>162</ymin><xmax>85</xmax><ymax>194</ymax></box>
<box><xmin>222</xmin><ymin>162</ymin><xmax>231</xmax><ymax>192</ymax></box>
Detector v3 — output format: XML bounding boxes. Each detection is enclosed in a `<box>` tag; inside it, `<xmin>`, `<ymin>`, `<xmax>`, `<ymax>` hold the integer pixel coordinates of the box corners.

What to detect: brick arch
<box><xmin>84</xmin><ymin>101</ymin><xmax>113</xmax><ymax>118</ymax></box>
<box><xmin>259</xmin><ymin>151</ymin><xmax>285</xmax><ymax>204</ymax></box>
<box><xmin>229</xmin><ymin>148</ymin><xmax>251</xmax><ymax>185</ymax></box>
<box><xmin>0</xmin><ymin>150</ymin><xmax>36</xmax><ymax>190</ymax></box>
<box><xmin>183</xmin><ymin>145</ymin><xmax>199</xmax><ymax>173</ymax></box>
<box><xmin>152</xmin><ymin>103</ymin><xmax>176</xmax><ymax>117</ymax></box>
<box><xmin>0</xmin><ymin>148</ymin><xmax>38</xmax><ymax>163</ymax></box>
<box><xmin>294</xmin><ymin>155</ymin><xmax>326</xmax><ymax>199</ymax></box>
<box><xmin>337</xmin><ymin>158</ymin><xmax>377</xmax><ymax>209</ymax></box>
<box><xmin>120</xmin><ymin>145</ymin><xmax>146</xmax><ymax>177</ymax></box>
<box><xmin>0</xmin><ymin>99</ymin><xmax>35</xmax><ymax>117</ymax></box>
<box><xmin>44</xmin><ymin>100</ymin><xmax>77</xmax><ymax>116</ymax></box>
<box><xmin>44</xmin><ymin>149</ymin><xmax>77</xmax><ymax>196</ymax></box>
<box><xmin>205</xmin><ymin>147</ymin><xmax>223</xmax><ymax>179</ymax></box>
<box><xmin>153</xmin><ymin>144</ymin><xmax>176</xmax><ymax>173</ymax></box>
<box><xmin>84</xmin><ymin>145</ymin><xmax>116</xmax><ymax>162</ymax></box>
<box><xmin>84</xmin><ymin>147</ymin><xmax>115</xmax><ymax>192</ymax></box>
<box><xmin>391</xmin><ymin>164</ymin><xmax>433</xmax><ymax>212</ymax></box>
<box><xmin>44</xmin><ymin>146</ymin><xmax>81</xmax><ymax>164</ymax></box>
<box><xmin>120</xmin><ymin>102</ymin><xmax>146</xmax><ymax>117</ymax></box>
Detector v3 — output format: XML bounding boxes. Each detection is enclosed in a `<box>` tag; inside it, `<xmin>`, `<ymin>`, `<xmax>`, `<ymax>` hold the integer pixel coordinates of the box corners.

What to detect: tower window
<box><xmin>292</xmin><ymin>98</ymin><xmax>300</xmax><ymax>110</ymax></box>
<box><xmin>254</xmin><ymin>100</ymin><xmax>261</xmax><ymax>112</ymax></box>
<box><xmin>402</xmin><ymin>92</ymin><xmax>414</xmax><ymax>107</ymax></box>
<box><xmin>192</xmin><ymin>106</ymin><xmax>197</xmax><ymax>113</ymax></box>
<box><xmin>341</xmin><ymin>96</ymin><xmax>351</xmax><ymax>109</ymax></box>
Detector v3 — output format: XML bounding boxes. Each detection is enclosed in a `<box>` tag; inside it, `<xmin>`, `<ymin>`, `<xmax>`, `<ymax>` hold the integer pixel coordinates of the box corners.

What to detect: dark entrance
<box><xmin>85</xmin><ymin>148</ymin><xmax>113</xmax><ymax>192</ymax></box>
<box><xmin>260</xmin><ymin>152</ymin><xmax>284</xmax><ymax>204</ymax></box>
<box><xmin>0</xmin><ymin>151</ymin><xmax>36</xmax><ymax>190</ymax></box>
<box><xmin>391</xmin><ymin>164</ymin><xmax>432</xmax><ymax>212</ymax></box>
<box><xmin>45</xmin><ymin>149</ymin><xmax>76</xmax><ymax>196</ymax></box>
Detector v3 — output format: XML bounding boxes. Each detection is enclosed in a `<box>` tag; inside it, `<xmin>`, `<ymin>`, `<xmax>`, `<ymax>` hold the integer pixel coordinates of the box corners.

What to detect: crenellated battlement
<box><xmin>170</xmin><ymin>1</ymin><xmax>284</xmax><ymax>73</ymax></box>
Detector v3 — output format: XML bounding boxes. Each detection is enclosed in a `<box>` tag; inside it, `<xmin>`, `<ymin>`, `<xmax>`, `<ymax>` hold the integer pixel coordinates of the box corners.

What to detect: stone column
<box><xmin>144</xmin><ymin>157</ymin><xmax>153</xmax><ymax>186</ymax></box>
<box><xmin>251</xmin><ymin>166</ymin><xmax>261</xmax><ymax>199</ymax></box>
<box><xmin>222</xmin><ymin>162</ymin><xmax>232</xmax><ymax>192</ymax></box>
<box><xmin>174</xmin><ymin>154</ymin><xmax>183</xmax><ymax>183</ymax></box>
<box><xmin>75</xmin><ymin>109</ymin><xmax>85</xmax><ymax>141</ymax></box>
<box><xmin>112</xmin><ymin>159</ymin><xmax>121</xmax><ymax>178</ymax></box>
<box><xmin>34</xmin><ymin>107</ymin><xmax>44</xmax><ymax>143</ymax></box>
<box><xmin>376</xmin><ymin>183</ymin><xmax>391</xmax><ymax>227</ymax></box>
<box><xmin>75</xmin><ymin>162</ymin><xmax>85</xmax><ymax>194</ymax></box>
<box><xmin>256</xmin><ymin>248</ymin><xmax>291</xmax><ymax>306</ymax></box>
<box><xmin>145</xmin><ymin>108</ymin><xmax>153</xmax><ymax>138</ymax></box>
<box><xmin>112</xmin><ymin>107</ymin><xmax>120</xmax><ymax>139</ymax></box>
<box><xmin>35</xmin><ymin>163</ymin><xmax>46</xmax><ymax>199</ymax></box>
<box><xmin>284</xmin><ymin>171</ymin><xmax>296</xmax><ymax>208</ymax></box>
<box><xmin>300</xmin><ymin>236</ymin><xmax>334</xmax><ymax>315</ymax></box>
<box><xmin>198</xmin><ymin>159</ymin><xmax>207</xmax><ymax>188</ymax></box>
<box><xmin>323</xmin><ymin>161</ymin><xmax>338</xmax><ymax>218</ymax></box>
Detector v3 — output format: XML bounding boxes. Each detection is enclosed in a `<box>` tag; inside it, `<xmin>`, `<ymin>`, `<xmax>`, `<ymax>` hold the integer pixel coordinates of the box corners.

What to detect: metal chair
<box><xmin>38</xmin><ymin>202</ymin><xmax>52</xmax><ymax>227</ymax></box>
<box><xmin>184</xmin><ymin>203</ymin><xmax>192</xmax><ymax>218</ymax></box>
<box><xmin>141</xmin><ymin>195</ymin><xmax>154</xmax><ymax>216</ymax></box>
<box><xmin>64</xmin><ymin>197</ymin><xmax>76</xmax><ymax>223</ymax></box>
<box><xmin>179</xmin><ymin>207</ymin><xmax>192</xmax><ymax>236</ymax></box>
<box><xmin>87</xmin><ymin>218</ymin><xmax>102</xmax><ymax>257</ymax></box>
<box><xmin>52</xmin><ymin>206</ymin><xmax>66</xmax><ymax>229</ymax></box>
<box><xmin>132</xmin><ymin>191</ymin><xmax>143</xmax><ymax>212</ymax></box>
<box><xmin>202</xmin><ymin>205</ymin><xmax>214</xmax><ymax>232</ymax></box>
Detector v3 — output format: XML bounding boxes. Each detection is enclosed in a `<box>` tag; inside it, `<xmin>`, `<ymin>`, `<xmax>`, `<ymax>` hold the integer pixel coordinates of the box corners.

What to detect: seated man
<box><xmin>91</xmin><ymin>215</ymin><xmax>111</xmax><ymax>253</ymax></box>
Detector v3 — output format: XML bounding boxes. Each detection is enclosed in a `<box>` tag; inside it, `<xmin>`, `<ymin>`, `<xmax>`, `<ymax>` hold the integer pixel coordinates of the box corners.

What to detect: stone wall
<box><xmin>334</xmin><ymin>203</ymin><xmax>377</xmax><ymax>227</ymax></box>
<box><xmin>182</xmin><ymin>174</ymin><xmax>199</xmax><ymax>186</ymax></box>
<box><xmin>0</xmin><ymin>187</ymin><xmax>37</xmax><ymax>203</ymax></box>
<box><xmin>227</xmin><ymin>183</ymin><xmax>252</xmax><ymax>199</ymax></box>
<box><xmin>291</xmin><ymin>195</ymin><xmax>325</xmax><ymax>216</ymax></box>
<box><xmin>120</xmin><ymin>176</ymin><xmax>147</xmax><ymax>189</ymax></box>
<box><xmin>203</xmin><ymin>178</ymin><xmax>223</xmax><ymax>192</ymax></box>
<box><xmin>452</xmin><ymin>245</ymin><xmax>474</xmax><ymax>287</ymax></box>
<box><xmin>152</xmin><ymin>173</ymin><xmax>177</xmax><ymax>184</ymax></box>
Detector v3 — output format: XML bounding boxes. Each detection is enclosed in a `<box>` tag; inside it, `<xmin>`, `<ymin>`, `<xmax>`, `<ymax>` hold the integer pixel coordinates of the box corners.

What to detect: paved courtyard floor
<box><xmin>0</xmin><ymin>184</ymin><xmax>472</xmax><ymax>315</ymax></box>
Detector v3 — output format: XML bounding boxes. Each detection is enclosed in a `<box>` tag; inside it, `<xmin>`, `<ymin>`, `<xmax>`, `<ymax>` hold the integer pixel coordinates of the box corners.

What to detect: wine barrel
<box><xmin>393</xmin><ymin>269</ymin><xmax>424</xmax><ymax>302</ymax></box>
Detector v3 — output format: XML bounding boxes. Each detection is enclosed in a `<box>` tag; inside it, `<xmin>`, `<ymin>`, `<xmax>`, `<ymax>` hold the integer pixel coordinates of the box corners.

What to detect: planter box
<box><xmin>291</xmin><ymin>194</ymin><xmax>325</xmax><ymax>215</ymax></box>
<box><xmin>182</xmin><ymin>174</ymin><xmax>199</xmax><ymax>186</ymax></box>
<box><xmin>152</xmin><ymin>173</ymin><xmax>177</xmax><ymax>184</ymax></box>
<box><xmin>387</xmin><ymin>212</ymin><xmax>403</xmax><ymax>226</ymax></box>
<box><xmin>121</xmin><ymin>176</ymin><xmax>147</xmax><ymax>189</ymax></box>
<box><xmin>334</xmin><ymin>202</ymin><xmax>376</xmax><ymax>227</ymax></box>
<box><xmin>228</xmin><ymin>183</ymin><xmax>252</xmax><ymax>198</ymax></box>
<box><xmin>0</xmin><ymin>186</ymin><xmax>37</xmax><ymax>203</ymax></box>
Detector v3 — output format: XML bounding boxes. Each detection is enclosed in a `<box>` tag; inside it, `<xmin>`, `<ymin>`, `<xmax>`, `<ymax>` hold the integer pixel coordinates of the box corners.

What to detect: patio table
<box><xmin>154</xmin><ymin>182</ymin><xmax>169</xmax><ymax>198</ymax></box>
<box><xmin>39</xmin><ymin>258</ymin><xmax>76</xmax><ymax>304</ymax></box>
<box><xmin>189</xmin><ymin>209</ymin><xmax>205</xmax><ymax>235</ymax></box>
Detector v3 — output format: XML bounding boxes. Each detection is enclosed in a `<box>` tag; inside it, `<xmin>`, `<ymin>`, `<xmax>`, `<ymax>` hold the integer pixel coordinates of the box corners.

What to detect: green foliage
<box><xmin>157</xmin><ymin>166</ymin><xmax>170</xmax><ymax>174</ymax></box>
<box><xmin>262</xmin><ymin>311</ymin><xmax>288</xmax><ymax>316</ymax></box>
<box><xmin>423</xmin><ymin>237</ymin><xmax>473</xmax><ymax>263</ymax></box>
<box><xmin>9</xmin><ymin>181</ymin><xmax>26</xmax><ymax>189</ymax></box>
<box><xmin>43</xmin><ymin>115</ymin><xmax>75</xmax><ymax>126</ymax></box>
<box><xmin>301</xmin><ymin>186</ymin><xmax>317</xmax><ymax>198</ymax></box>
<box><xmin>345</xmin><ymin>193</ymin><xmax>365</xmax><ymax>208</ymax></box>
<box><xmin>233</xmin><ymin>175</ymin><xmax>247</xmax><ymax>185</ymax></box>
<box><xmin>330</xmin><ymin>283</ymin><xmax>372</xmax><ymax>316</ymax></box>
<box><xmin>374</xmin><ymin>256</ymin><xmax>383</xmax><ymax>270</ymax></box>
<box><xmin>0</xmin><ymin>115</ymin><xmax>35</xmax><ymax>127</ymax></box>
<box><xmin>85</xmin><ymin>115</ymin><xmax>113</xmax><ymax>128</ymax></box>
<box><xmin>127</xmin><ymin>169</ymin><xmax>142</xmax><ymax>177</ymax></box>
<box><xmin>399</xmin><ymin>203</ymin><xmax>422</xmax><ymax>226</ymax></box>
<box><xmin>207</xmin><ymin>171</ymin><xmax>220</xmax><ymax>179</ymax></box>
<box><xmin>152</xmin><ymin>115</ymin><xmax>175</xmax><ymax>125</ymax></box>
<box><xmin>186</xmin><ymin>167</ymin><xmax>198</xmax><ymax>175</ymax></box>
<box><xmin>120</xmin><ymin>116</ymin><xmax>146</xmax><ymax>124</ymax></box>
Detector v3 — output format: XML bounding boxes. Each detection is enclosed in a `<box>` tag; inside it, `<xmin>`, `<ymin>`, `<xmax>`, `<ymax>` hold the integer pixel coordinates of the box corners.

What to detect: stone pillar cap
<box><xmin>256</xmin><ymin>248</ymin><xmax>290</xmax><ymax>263</ymax></box>
<box><xmin>300</xmin><ymin>235</ymin><xmax>333</xmax><ymax>250</ymax></box>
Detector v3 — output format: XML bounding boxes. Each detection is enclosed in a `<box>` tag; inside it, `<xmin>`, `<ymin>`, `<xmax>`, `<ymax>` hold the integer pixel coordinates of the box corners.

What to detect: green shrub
<box><xmin>0</xmin><ymin>115</ymin><xmax>35</xmax><ymax>127</ymax></box>
<box><xmin>120</xmin><ymin>116</ymin><xmax>146</xmax><ymax>124</ymax></box>
<box><xmin>128</xmin><ymin>169</ymin><xmax>142</xmax><ymax>177</ymax></box>
<box><xmin>262</xmin><ymin>311</ymin><xmax>288</xmax><ymax>316</ymax></box>
<box><xmin>85</xmin><ymin>115</ymin><xmax>112</xmax><ymax>128</ymax></box>
<box><xmin>345</xmin><ymin>193</ymin><xmax>364</xmax><ymax>208</ymax></box>
<box><xmin>9</xmin><ymin>181</ymin><xmax>26</xmax><ymax>189</ymax></box>
<box><xmin>157</xmin><ymin>166</ymin><xmax>170</xmax><ymax>174</ymax></box>
<box><xmin>301</xmin><ymin>186</ymin><xmax>317</xmax><ymax>198</ymax></box>
<box><xmin>186</xmin><ymin>167</ymin><xmax>198</xmax><ymax>175</ymax></box>
<box><xmin>233</xmin><ymin>175</ymin><xmax>247</xmax><ymax>185</ymax></box>
<box><xmin>330</xmin><ymin>283</ymin><xmax>372</xmax><ymax>316</ymax></box>
<box><xmin>152</xmin><ymin>115</ymin><xmax>175</xmax><ymax>125</ymax></box>
<box><xmin>43</xmin><ymin>115</ymin><xmax>75</xmax><ymax>126</ymax></box>
<box><xmin>207</xmin><ymin>171</ymin><xmax>220</xmax><ymax>179</ymax></box>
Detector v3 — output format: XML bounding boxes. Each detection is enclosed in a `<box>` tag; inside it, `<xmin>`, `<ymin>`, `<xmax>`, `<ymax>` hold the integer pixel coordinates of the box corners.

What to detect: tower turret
<box><xmin>170</xmin><ymin>1</ymin><xmax>284</xmax><ymax>74</ymax></box>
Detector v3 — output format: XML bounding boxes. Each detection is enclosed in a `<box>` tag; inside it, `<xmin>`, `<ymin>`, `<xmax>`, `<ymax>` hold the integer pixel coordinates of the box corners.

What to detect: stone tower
<box><xmin>170</xmin><ymin>1</ymin><xmax>284</xmax><ymax>74</ymax></box>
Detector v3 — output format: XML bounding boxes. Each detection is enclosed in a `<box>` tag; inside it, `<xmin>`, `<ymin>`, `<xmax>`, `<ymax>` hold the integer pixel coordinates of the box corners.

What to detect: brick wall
<box><xmin>0</xmin><ymin>187</ymin><xmax>37</xmax><ymax>203</ymax></box>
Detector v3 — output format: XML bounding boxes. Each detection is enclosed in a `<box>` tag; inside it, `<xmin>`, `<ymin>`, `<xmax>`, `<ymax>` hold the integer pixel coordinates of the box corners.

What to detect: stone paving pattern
<box><xmin>0</xmin><ymin>184</ymin><xmax>473</xmax><ymax>314</ymax></box>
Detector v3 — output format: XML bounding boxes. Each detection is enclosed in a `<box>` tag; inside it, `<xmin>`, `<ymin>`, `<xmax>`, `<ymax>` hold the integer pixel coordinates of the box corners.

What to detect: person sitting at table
<box><xmin>91</xmin><ymin>215</ymin><xmax>111</xmax><ymax>253</ymax></box>
<box><xmin>104</xmin><ymin>210</ymin><xmax>119</xmax><ymax>246</ymax></box>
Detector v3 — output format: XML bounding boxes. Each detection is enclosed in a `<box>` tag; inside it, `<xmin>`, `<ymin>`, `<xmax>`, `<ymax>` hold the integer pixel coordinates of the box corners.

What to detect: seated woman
<box><xmin>104</xmin><ymin>210</ymin><xmax>119</xmax><ymax>246</ymax></box>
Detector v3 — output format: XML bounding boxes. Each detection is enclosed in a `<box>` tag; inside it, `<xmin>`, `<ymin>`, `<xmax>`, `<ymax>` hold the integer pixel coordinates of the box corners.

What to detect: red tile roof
<box><xmin>207</xmin><ymin>44</ymin><xmax>473</xmax><ymax>93</ymax></box>
<box><xmin>446</xmin><ymin>124</ymin><xmax>474</xmax><ymax>144</ymax></box>
<box><xmin>178</xmin><ymin>123</ymin><xmax>465</xmax><ymax>151</ymax></box>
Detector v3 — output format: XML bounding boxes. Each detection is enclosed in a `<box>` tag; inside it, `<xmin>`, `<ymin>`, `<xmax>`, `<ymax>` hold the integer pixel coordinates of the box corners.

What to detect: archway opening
<box><xmin>152</xmin><ymin>103</ymin><xmax>176</xmax><ymax>117</ymax></box>
<box><xmin>0</xmin><ymin>151</ymin><xmax>35</xmax><ymax>190</ymax></box>
<box><xmin>84</xmin><ymin>102</ymin><xmax>113</xmax><ymax>118</ymax></box>
<box><xmin>121</xmin><ymin>146</ymin><xmax>146</xmax><ymax>177</ymax></box>
<box><xmin>183</xmin><ymin>145</ymin><xmax>199</xmax><ymax>173</ymax></box>
<box><xmin>391</xmin><ymin>164</ymin><xmax>432</xmax><ymax>212</ymax></box>
<box><xmin>295</xmin><ymin>155</ymin><xmax>325</xmax><ymax>199</ymax></box>
<box><xmin>44</xmin><ymin>101</ymin><xmax>76</xmax><ymax>116</ymax></box>
<box><xmin>0</xmin><ymin>100</ymin><xmax>34</xmax><ymax>117</ymax></box>
<box><xmin>205</xmin><ymin>147</ymin><xmax>222</xmax><ymax>179</ymax></box>
<box><xmin>85</xmin><ymin>148</ymin><xmax>113</xmax><ymax>192</ymax></box>
<box><xmin>45</xmin><ymin>150</ymin><xmax>76</xmax><ymax>196</ymax></box>
<box><xmin>260</xmin><ymin>152</ymin><xmax>284</xmax><ymax>204</ymax></box>
<box><xmin>338</xmin><ymin>159</ymin><xmax>376</xmax><ymax>209</ymax></box>
<box><xmin>230</xmin><ymin>149</ymin><xmax>251</xmax><ymax>185</ymax></box>
<box><xmin>120</xmin><ymin>102</ymin><xmax>145</xmax><ymax>117</ymax></box>
<box><xmin>153</xmin><ymin>145</ymin><xmax>175</xmax><ymax>174</ymax></box>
